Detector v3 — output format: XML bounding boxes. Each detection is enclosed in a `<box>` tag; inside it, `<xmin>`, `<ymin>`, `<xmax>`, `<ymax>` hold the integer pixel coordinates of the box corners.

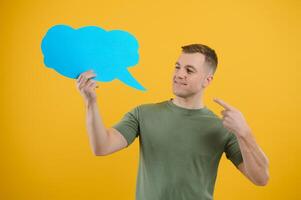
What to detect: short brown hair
<box><xmin>181</xmin><ymin>43</ymin><xmax>218</xmax><ymax>74</ymax></box>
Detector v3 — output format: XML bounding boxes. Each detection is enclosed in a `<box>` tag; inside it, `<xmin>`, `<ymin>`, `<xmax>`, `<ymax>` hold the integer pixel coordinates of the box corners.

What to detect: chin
<box><xmin>172</xmin><ymin>90</ymin><xmax>191</xmax><ymax>98</ymax></box>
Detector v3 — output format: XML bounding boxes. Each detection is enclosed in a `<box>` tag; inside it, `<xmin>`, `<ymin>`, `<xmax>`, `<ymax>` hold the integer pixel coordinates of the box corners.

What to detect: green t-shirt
<box><xmin>113</xmin><ymin>98</ymin><xmax>243</xmax><ymax>200</ymax></box>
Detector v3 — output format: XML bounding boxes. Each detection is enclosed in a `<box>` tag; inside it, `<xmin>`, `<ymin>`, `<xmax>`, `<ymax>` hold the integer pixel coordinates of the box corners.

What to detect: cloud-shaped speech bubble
<box><xmin>41</xmin><ymin>25</ymin><xmax>146</xmax><ymax>91</ymax></box>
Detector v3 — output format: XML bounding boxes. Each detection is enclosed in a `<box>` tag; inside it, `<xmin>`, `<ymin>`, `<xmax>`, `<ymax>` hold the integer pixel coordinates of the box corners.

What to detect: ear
<box><xmin>202</xmin><ymin>73</ymin><xmax>214</xmax><ymax>88</ymax></box>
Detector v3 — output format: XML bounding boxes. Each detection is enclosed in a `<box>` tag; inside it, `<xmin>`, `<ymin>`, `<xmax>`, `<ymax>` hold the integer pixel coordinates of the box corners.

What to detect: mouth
<box><xmin>174</xmin><ymin>81</ymin><xmax>187</xmax><ymax>86</ymax></box>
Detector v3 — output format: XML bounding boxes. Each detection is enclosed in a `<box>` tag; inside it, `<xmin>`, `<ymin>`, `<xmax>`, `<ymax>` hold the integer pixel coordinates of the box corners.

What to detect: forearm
<box><xmin>237</xmin><ymin>130</ymin><xmax>270</xmax><ymax>185</ymax></box>
<box><xmin>86</xmin><ymin>101</ymin><xmax>109</xmax><ymax>155</ymax></box>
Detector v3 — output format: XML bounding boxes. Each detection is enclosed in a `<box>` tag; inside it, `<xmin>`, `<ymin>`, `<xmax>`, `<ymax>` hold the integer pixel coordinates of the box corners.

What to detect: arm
<box><xmin>77</xmin><ymin>70</ymin><xmax>127</xmax><ymax>156</ymax></box>
<box><xmin>236</xmin><ymin>130</ymin><xmax>270</xmax><ymax>186</ymax></box>
<box><xmin>214</xmin><ymin>98</ymin><xmax>270</xmax><ymax>186</ymax></box>
<box><xmin>86</xmin><ymin>101</ymin><xmax>127</xmax><ymax>155</ymax></box>
<box><xmin>86</xmin><ymin>101</ymin><xmax>109</xmax><ymax>155</ymax></box>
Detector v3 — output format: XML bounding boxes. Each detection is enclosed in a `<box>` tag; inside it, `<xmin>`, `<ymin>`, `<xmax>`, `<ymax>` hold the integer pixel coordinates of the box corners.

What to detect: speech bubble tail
<box><xmin>116</xmin><ymin>68</ymin><xmax>147</xmax><ymax>91</ymax></box>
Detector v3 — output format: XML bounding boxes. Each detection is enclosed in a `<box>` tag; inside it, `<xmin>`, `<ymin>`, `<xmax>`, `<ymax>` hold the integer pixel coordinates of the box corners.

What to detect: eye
<box><xmin>187</xmin><ymin>69</ymin><xmax>193</xmax><ymax>73</ymax></box>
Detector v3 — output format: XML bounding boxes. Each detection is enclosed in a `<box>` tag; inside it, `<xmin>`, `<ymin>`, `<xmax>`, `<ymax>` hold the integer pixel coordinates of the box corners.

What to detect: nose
<box><xmin>175</xmin><ymin>68</ymin><xmax>187</xmax><ymax>80</ymax></box>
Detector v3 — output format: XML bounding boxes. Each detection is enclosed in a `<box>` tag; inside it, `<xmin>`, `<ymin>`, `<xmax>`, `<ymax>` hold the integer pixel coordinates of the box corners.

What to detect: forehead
<box><xmin>176</xmin><ymin>53</ymin><xmax>206</xmax><ymax>70</ymax></box>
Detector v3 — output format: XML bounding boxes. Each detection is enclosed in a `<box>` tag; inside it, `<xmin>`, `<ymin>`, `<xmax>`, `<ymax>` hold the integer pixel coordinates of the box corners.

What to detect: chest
<box><xmin>140</xmin><ymin>113</ymin><xmax>226</xmax><ymax>156</ymax></box>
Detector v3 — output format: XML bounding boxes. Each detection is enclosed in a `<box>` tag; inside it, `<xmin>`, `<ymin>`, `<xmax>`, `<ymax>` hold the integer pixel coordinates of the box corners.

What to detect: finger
<box><xmin>221</xmin><ymin>110</ymin><xmax>227</xmax><ymax>118</ymax></box>
<box><xmin>84</xmin><ymin>72</ymin><xmax>97</xmax><ymax>80</ymax></box>
<box><xmin>78</xmin><ymin>76</ymin><xmax>88</xmax><ymax>89</ymax></box>
<box><xmin>222</xmin><ymin>119</ymin><xmax>230</xmax><ymax>126</ymax></box>
<box><xmin>86</xmin><ymin>73</ymin><xmax>97</xmax><ymax>82</ymax></box>
<box><xmin>213</xmin><ymin>98</ymin><xmax>234</xmax><ymax>110</ymax></box>
<box><xmin>79</xmin><ymin>73</ymin><xmax>96</xmax><ymax>86</ymax></box>
<box><xmin>89</xmin><ymin>82</ymin><xmax>98</xmax><ymax>89</ymax></box>
<box><xmin>87</xmin><ymin>80</ymin><xmax>96</xmax><ymax>88</ymax></box>
<box><xmin>79</xmin><ymin>70</ymin><xmax>96</xmax><ymax>80</ymax></box>
<box><xmin>77</xmin><ymin>70</ymin><xmax>97</xmax><ymax>90</ymax></box>
<box><xmin>223</xmin><ymin>116</ymin><xmax>231</xmax><ymax>121</ymax></box>
<box><xmin>80</xmin><ymin>79</ymin><xmax>94</xmax><ymax>90</ymax></box>
<box><xmin>77</xmin><ymin>69</ymin><xmax>92</xmax><ymax>80</ymax></box>
<box><xmin>76</xmin><ymin>76</ymin><xmax>84</xmax><ymax>89</ymax></box>
<box><xmin>86</xmin><ymin>79</ymin><xmax>96</xmax><ymax>87</ymax></box>
<box><xmin>87</xmin><ymin>82</ymin><xmax>98</xmax><ymax>91</ymax></box>
<box><xmin>221</xmin><ymin>110</ymin><xmax>231</xmax><ymax>116</ymax></box>
<box><xmin>76</xmin><ymin>74</ymin><xmax>82</xmax><ymax>83</ymax></box>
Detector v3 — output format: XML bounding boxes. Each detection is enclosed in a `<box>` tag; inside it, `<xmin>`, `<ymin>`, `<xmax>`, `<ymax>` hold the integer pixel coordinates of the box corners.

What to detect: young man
<box><xmin>76</xmin><ymin>44</ymin><xmax>270</xmax><ymax>200</ymax></box>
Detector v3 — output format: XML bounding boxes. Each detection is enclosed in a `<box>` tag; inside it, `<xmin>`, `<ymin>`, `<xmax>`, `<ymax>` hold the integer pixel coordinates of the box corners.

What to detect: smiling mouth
<box><xmin>174</xmin><ymin>81</ymin><xmax>187</xmax><ymax>86</ymax></box>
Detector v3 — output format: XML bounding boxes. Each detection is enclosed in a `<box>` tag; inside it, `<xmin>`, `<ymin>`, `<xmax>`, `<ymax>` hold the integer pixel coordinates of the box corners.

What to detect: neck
<box><xmin>172</xmin><ymin>92</ymin><xmax>205</xmax><ymax>109</ymax></box>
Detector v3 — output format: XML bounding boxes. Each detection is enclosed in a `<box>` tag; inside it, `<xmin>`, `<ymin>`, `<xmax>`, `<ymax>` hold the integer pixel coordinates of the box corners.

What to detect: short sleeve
<box><xmin>112</xmin><ymin>106</ymin><xmax>140</xmax><ymax>147</ymax></box>
<box><xmin>224</xmin><ymin>131</ymin><xmax>243</xmax><ymax>167</ymax></box>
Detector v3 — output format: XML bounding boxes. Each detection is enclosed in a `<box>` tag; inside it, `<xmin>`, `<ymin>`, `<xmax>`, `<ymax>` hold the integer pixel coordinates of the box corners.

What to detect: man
<box><xmin>76</xmin><ymin>44</ymin><xmax>270</xmax><ymax>200</ymax></box>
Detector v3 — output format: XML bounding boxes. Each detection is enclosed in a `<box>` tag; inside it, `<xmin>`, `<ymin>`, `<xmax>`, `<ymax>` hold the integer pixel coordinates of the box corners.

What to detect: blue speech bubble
<box><xmin>41</xmin><ymin>24</ymin><xmax>146</xmax><ymax>91</ymax></box>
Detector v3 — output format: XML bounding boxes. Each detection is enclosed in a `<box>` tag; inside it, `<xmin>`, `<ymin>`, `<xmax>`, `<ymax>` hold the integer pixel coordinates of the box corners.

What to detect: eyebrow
<box><xmin>175</xmin><ymin>62</ymin><xmax>197</xmax><ymax>71</ymax></box>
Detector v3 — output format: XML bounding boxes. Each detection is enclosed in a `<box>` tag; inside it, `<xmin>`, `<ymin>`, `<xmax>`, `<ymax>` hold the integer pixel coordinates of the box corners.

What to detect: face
<box><xmin>172</xmin><ymin>52</ymin><xmax>214</xmax><ymax>98</ymax></box>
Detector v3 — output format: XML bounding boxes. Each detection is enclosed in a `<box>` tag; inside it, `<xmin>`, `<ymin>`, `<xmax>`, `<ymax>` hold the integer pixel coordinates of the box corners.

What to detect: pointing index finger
<box><xmin>213</xmin><ymin>98</ymin><xmax>234</xmax><ymax>110</ymax></box>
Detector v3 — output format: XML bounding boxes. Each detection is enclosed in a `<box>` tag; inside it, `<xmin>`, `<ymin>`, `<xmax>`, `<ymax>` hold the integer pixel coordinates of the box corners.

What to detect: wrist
<box><xmin>85</xmin><ymin>100</ymin><xmax>98</xmax><ymax>108</ymax></box>
<box><xmin>237</xmin><ymin>127</ymin><xmax>252</xmax><ymax>140</ymax></box>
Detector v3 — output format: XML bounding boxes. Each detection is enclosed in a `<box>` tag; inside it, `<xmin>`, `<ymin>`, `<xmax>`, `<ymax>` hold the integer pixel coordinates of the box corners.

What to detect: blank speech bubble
<box><xmin>41</xmin><ymin>24</ymin><xmax>146</xmax><ymax>91</ymax></box>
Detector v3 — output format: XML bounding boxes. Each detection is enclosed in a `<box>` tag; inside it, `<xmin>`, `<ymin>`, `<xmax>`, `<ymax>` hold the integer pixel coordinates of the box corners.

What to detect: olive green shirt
<box><xmin>113</xmin><ymin>98</ymin><xmax>243</xmax><ymax>200</ymax></box>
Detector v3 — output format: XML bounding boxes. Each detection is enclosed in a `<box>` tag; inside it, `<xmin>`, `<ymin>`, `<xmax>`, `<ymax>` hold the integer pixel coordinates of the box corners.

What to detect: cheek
<box><xmin>190</xmin><ymin>78</ymin><xmax>202</xmax><ymax>88</ymax></box>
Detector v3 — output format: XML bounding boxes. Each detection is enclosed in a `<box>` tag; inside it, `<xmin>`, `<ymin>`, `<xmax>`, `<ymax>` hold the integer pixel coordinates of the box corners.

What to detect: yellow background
<box><xmin>1</xmin><ymin>0</ymin><xmax>300</xmax><ymax>199</ymax></box>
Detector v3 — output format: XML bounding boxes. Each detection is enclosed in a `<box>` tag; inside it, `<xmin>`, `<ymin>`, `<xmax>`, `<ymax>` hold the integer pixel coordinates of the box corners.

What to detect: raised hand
<box><xmin>76</xmin><ymin>70</ymin><xmax>99</xmax><ymax>105</ymax></box>
<box><xmin>213</xmin><ymin>98</ymin><xmax>251</xmax><ymax>137</ymax></box>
